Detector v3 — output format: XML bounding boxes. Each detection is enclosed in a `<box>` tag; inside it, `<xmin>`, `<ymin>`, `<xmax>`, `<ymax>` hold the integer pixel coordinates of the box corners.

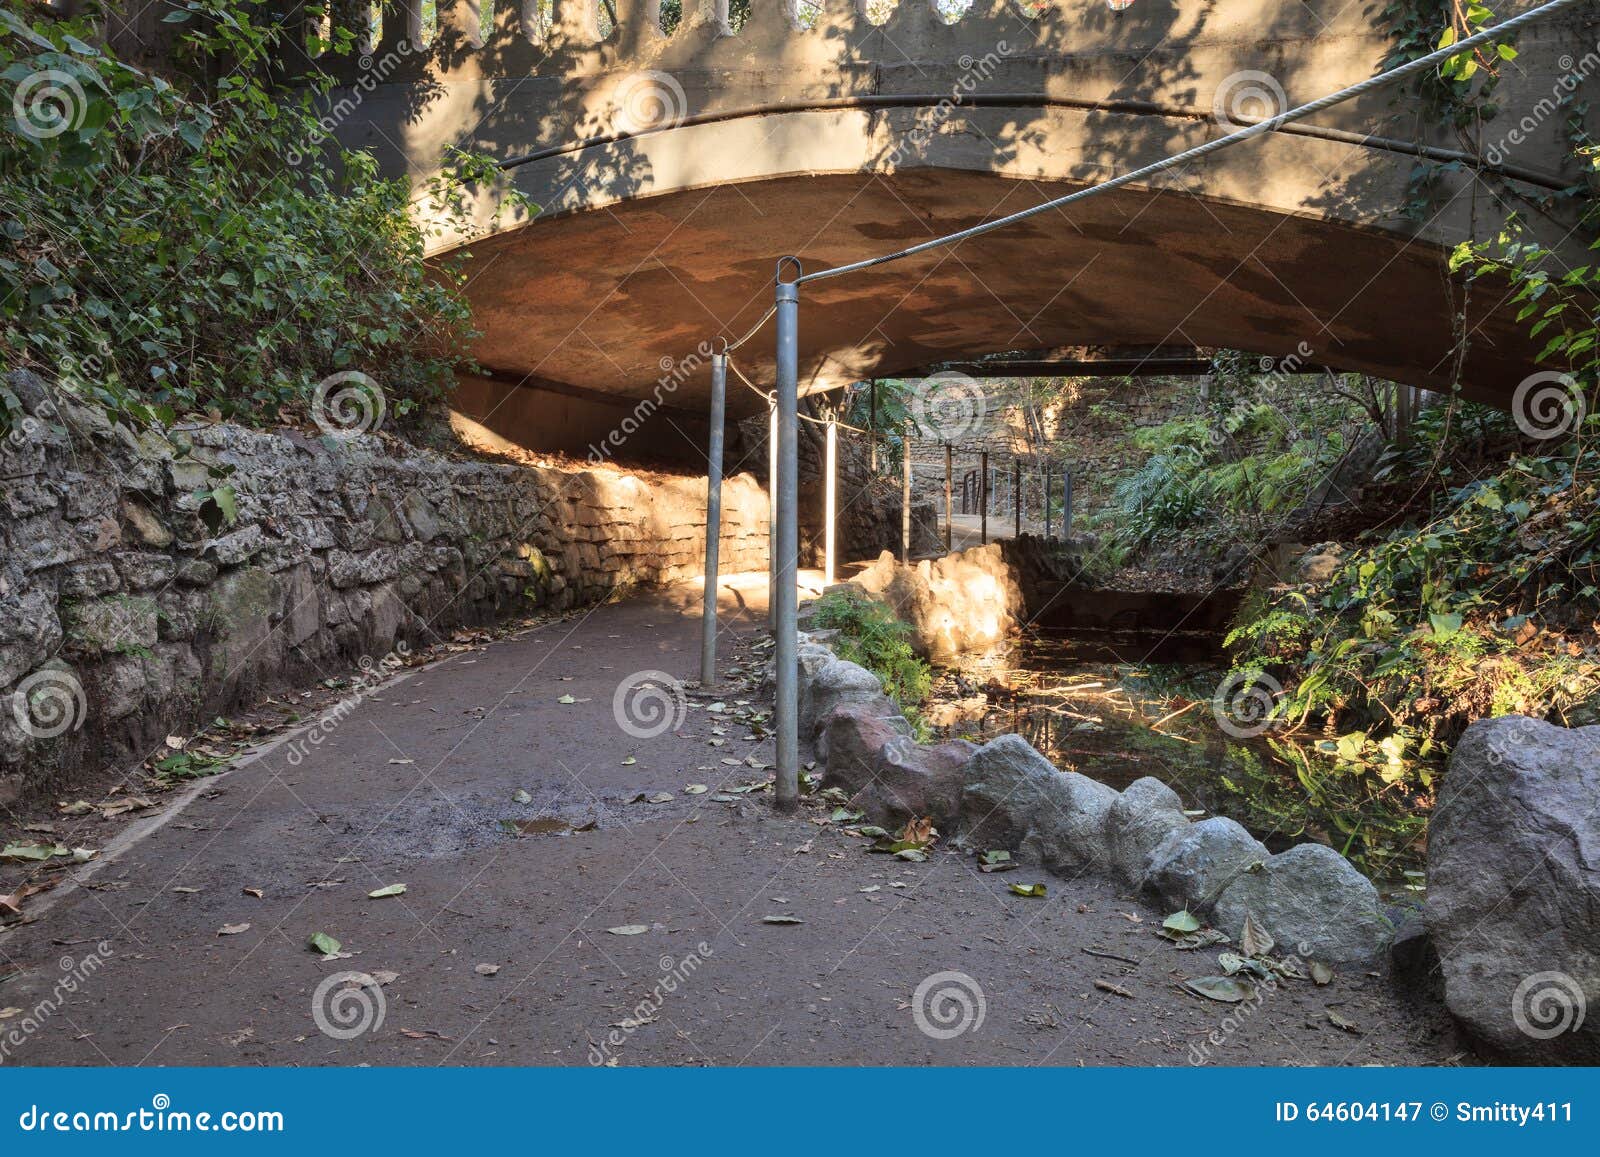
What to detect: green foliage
<box><xmin>0</xmin><ymin>2</ymin><xmax>521</xmax><ymax>434</ymax></box>
<box><xmin>1090</xmin><ymin>408</ymin><xmax>1353</xmax><ymax>556</ymax></box>
<box><xmin>808</xmin><ymin>588</ymin><xmax>933</xmax><ymax>710</ymax></box>
<box><xmin>1227</xmin><ymin>440</ymin><xmax>1600</xmax><ymax>780</ymax></box>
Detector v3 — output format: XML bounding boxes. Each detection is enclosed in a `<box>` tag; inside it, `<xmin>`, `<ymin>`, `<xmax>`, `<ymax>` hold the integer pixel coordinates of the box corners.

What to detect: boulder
<box><xmin>1146</xmin><ymin>816</ymin><xmax>1269</xmax><ymax>913</ymax></box>
<box><xmin>821</xmin><ymin>704</ymin><xmax>973</xmax><ymax>827</ymax></box>
<box><xmin>1426</xmin><ymin>716</ymin><xmax>1600</xmax><ymax>1061</ymax></box>
<box><xmin>803</xmin><ymin>656</ymin><xmax>899</xmax><ymax>752</ymax></box>
<box><xmin>1211</xmin><ymin>842</ymin><xmax>1390</xmax><ymax>964</ymax></box>
<box><xmin>959</xmin><ymin>734</ymin><xmax>1116</xmax><ymax>871</ymax></box>
<box><xmin>1104</xmin><ymin>777</ymin><xmax>1189</xmax><ymax>887</ymax></box>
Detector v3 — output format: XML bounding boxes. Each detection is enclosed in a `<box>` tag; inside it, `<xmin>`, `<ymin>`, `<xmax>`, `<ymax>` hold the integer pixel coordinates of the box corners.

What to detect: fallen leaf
<box><xmin>607</xmin><ymin>925</ymin><xmax>650</xmax><ymax>936</ymax></box>
<box><xmin>1310</xmin><ymin>961</ymin><xmax>1335</xmax><ymax>986</ymax></box>
<box><xmin>242</xmin><ymin>887</ymin><xmax>263</xmax><ymax>899</ymax></box>
<box><xmin>684</xmin><ymin>784</ymin><xmax>708</xmax><ymax>795</ymax></box>
<box><xmin>557</xmin><ymin>694</ymin><xmax>576</xmax><ymax>705</ymax></box>
<box><xmin>1009</xmin><ymin>883</ymin><xmax>1047</xmax><ymax>898</ymax></box>
<box><xmin>0</xmin><ymin>842</ymin><xmax>65</xmax><ymax>862</ymax></box>
<box><xmin>368</xmin><ymin>884</ymin><xmax>406</xmax><ymax>899</ymax></box>
<box><xmin>0</xmin><ymin>1008</ymin><xmax>21</xmax><ymax>1020</ymax></box>
<box><xmin>474</xmin><ymin>963</ymin><xmax>501</xmax><ymax>976</ymax></box>
<box><xmin>761</xmin><ymin>915</ymin><xmax>803</xmax><ymax>925</ymax></box>
<box><xmin>307</xmin><ymin>931</ymin><xmax>341</xmax><ymax>955</ymax></box>
<box><xmin>1327</xmin><ymin>1008</ymin><xmax>1360</xmax><ymax>1033</ymax></box>
<box><xmin>646</xmin><ymin>792</ymin><xmax>673</xmax><ymax>804</ymax></box>
<box><xmin>1162</xmin><ymin>909</ymin><xmax>1201</xmax><ymax>934</ymax></box>
<box><xmin>217</xmin><ymin>923</ymin><xmax>251</xmax><ymax>936</ymax></box>
<box><xmin>1241</xmin><ymin>912</ymin><xmax>1275</xmax><ymax>959</ymax></box>
<box><xmin>368</xmin><ymin>970</ymin><xmax>399</xmax><ymax>987</ymax></box>
<box><xmin>1094</xmin><ymin>979</ymin><xmax>1134</xmax><ymax>999</ymax></box>
<box><xmin>512</xmin><ymin>789</ymin><xmax>533</xmax><ymax>805</ymax></box>
<box><xmin>621</xmin><ymin>756</ymin><xmax>637</xmax><ymax>766</ymax></box>
<box><xmin>172</xmin><ymin>886</ymin><xmax>202</xmax><ymax>895</ymax></box>
<box><xmin>1184</xmin><ymin>975</ymin><xmax>1254</xmax><ymax>1003</ymax></box>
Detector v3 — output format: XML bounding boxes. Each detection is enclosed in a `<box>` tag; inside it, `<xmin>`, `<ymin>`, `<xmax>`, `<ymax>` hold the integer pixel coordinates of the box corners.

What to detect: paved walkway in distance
<box><xmin>0</xmin><ymin>575</ymin><xmax>1459</xmax><ymax>1067</ymax></box>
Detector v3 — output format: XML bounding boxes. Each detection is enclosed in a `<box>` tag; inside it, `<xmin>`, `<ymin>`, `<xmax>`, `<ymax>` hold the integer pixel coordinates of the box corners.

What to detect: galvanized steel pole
<box><xmin>900</xmin><ymin>420</ymin><xmax>912</xmax><ymax>563</ymax></box>
<box><xmin>943</xmin><ymin>443</ymin><xmax>952</xmax><ymax>554</ymax></box>
<box><xmin>700</xmin><ymin>352</ymin><xmax>727</xmax><ymax>686</ymax></box>
<box><xmin>767</xmin><ymin>405</ymin><xmax>777</xmax><ymax>630</ymax></box>
<box><xmin>979</xmin><ymin>450</ymin><xmax>988</xmax><ymax>545</ymax></box>
<box><xmin>823</xmin><ymin>416</ymin><xmax>837</xmax><ymax>587</ymax></box>
<box><xmin>1013</xmin><ymin>456</ymin><xmax>1021</xmax><ymax>539</ymax></box>
<box><xmin>773</xmin><ymin>264</ymin><xmax>801</xmax><ymax>812</ymax></box>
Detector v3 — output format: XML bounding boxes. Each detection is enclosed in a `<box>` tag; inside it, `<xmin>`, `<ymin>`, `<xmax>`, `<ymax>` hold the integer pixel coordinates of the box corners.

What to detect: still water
<box><xmin>926</xmin><ymin>632</ymin><xmax>1431</xmax><ymax>897</ymax></box>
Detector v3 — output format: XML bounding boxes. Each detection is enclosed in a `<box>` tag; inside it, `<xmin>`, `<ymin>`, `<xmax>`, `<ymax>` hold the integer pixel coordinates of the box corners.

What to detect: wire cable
<box><xmin>793</xmin><ymin>0</ymin><xmax>1584</xmax><ymax>286</ymax></box>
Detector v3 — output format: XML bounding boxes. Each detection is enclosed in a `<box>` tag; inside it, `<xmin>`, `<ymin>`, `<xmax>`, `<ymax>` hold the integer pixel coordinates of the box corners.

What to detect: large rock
<box><xmin>1146</xmin><ymin>816</ymin><xmax>1270</xmax><ymax>914</ymax></box>
<box><xmin>1104</xmin><ymin>777</ymin><xmax>1190</xmax><ymax>887</ymax></box>
<box><xmin>1212</xmin><ymin>843</ymin><xmax>1390</xmax><ymax>964</ymax></box>
<box><xmin>803</xmin><ymin>656</ymin><xmax>899</xmax><ymax>754</ymax></box>
<box><xmin>959</xmin><ymin>734</ymin><xmax>1116</xmax><ymax>871</ymax></box>
<box><xmin>821</xmin><ymin>704</ymin><xmax>973</xmax><ymax>827</ymax></box>
<box><xmin>845</xmin><ymin>544</ymin><xmax>1024</xmax><ymax>663</ymax></box>
<box><xmin>1426</xmin><ymin>716</ymin><xmax>1600</xmax><ymax>1061</ymax></box>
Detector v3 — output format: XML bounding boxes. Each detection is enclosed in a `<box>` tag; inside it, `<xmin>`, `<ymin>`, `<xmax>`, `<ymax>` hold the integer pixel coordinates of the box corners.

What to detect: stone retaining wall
<box><xmin>0</xmin><ymin>374</ymin><xmax>769</xmax><ymax>801</ymax></box>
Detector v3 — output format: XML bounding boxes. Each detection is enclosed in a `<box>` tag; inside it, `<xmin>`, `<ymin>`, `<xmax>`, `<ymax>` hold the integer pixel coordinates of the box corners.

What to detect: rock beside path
<box><xmin>1427</xmin><ymin>716</ymin><xmax>1600</xmax><ymax>1062</ymax></box>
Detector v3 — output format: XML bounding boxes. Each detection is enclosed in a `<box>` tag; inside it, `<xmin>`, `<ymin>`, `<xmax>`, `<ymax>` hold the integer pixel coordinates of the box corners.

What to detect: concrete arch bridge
<box><xmin>308</xmin><ymin>0</ymin><xmax>1599</xmax><ymax>459</ymax></box>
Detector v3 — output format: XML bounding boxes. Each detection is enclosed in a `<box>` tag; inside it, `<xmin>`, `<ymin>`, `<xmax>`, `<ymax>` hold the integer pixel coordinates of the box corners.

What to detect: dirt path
<box><xmin>0</xmin><ymin>577</ymin><xmax>1460</xmax><ymax>1067</ymax></box>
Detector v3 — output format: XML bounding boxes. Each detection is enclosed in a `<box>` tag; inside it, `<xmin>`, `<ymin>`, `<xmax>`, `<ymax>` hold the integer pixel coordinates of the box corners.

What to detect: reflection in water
<box><xmin>928</xmin><ymin>633</ymin><xmax>1430</xmax><ymax>895</ymax></box>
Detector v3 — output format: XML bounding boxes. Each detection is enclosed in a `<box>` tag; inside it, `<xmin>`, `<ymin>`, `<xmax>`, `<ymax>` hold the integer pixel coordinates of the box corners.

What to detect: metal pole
<box><xmin>767</xmin><ymin>404</ymin><xmax>777</xmax><ymax>630</ymax></box>
<box><xmin>868</xmin><ymin>380</ymin><xmax>878</xmax><ymax>473</ymax></box>
<box><xmin>1013</xmin><ymin>456</ymin><xmax>1021</xmax><ymax>539</ymax></box>
<box><xmin>823</xmin><ymin>416</ymin><xmax>837</xmax><ymax>587</ymax></box>
<box><xmin>900</xmin><ymin>419</ymin><xmax>912</xmax><ymax>563</ymax></box>
<box><xmin>700</xmin><ymin>352</ymin><xmax>727</xmax><ymax>686</ymax></box>
<box><xmin>1044</xmin><ymin>462</ymin><xmax>1053</xmax><ymax>541</ymax></box>
<box><xmin>773</xmin><ymin>266</ymin><xmax>800</xmax><ymax>813</ymax></box>
<box><xmin>943</xmin><ymin>443</ymin><xmax>952</xmax><ymax>554</ymax></box>
<box><xmin>1062</xmin><ymin>470</ymin><xmax>1072</xmax><ymax>539</ymax></box>
<box><xmin>979</xmin><ymin>450</ymin><xmax>988</xmax><ymax>545</ymax></box>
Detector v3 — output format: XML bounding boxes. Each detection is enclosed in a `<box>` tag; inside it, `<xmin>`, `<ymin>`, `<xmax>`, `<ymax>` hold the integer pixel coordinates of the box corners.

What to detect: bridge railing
<box><xmin>286</xmin><ymin>0</ymin><xmax>1072</xmax><ymax>80</ymax></box>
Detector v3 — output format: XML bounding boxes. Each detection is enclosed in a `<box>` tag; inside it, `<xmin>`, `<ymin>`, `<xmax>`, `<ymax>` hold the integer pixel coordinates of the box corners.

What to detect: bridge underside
<box><xmin>458</xmin><ymin>167</ymin><xmax>1537</xmax><ymax>428</ymax></box>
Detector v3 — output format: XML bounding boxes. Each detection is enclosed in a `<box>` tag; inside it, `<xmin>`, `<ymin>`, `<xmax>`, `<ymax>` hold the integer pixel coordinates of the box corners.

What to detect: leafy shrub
<box><xmin>807</xmin><ymin>588</ymin><xmax>933</xmax><ymax>709</ymax></box>
<box><xmin>0</xmin><ymin>2</ymin><xmax>518</xmax><ymax>434</ymax></box>
<box><xmin>1226</xmin><ymin>440</ymin><xmax>1600</xmax><ymax>780</ymax></box>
